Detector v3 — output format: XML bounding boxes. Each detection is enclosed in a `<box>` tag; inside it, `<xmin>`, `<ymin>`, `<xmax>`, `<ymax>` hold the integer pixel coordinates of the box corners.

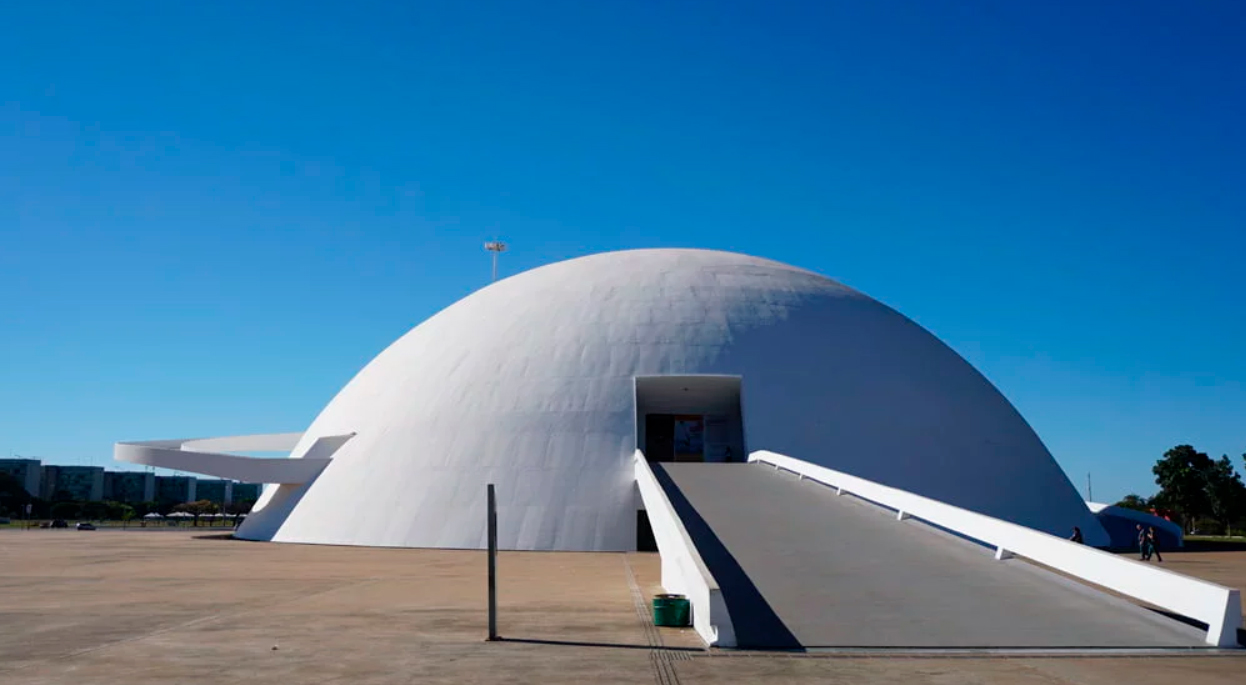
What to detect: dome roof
<box><xmin>238</xmin><ymin>248</ymin><xmax>1105</xmax><ymax>549</ymax></box>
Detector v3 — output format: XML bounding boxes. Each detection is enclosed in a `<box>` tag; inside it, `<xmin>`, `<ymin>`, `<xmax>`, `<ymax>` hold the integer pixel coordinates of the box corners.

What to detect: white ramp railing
<box><xmin>634</xmin><ymin>451</ymin><xmax>736</xmax><ymax>647</ymax></box>
<box><xmin>750</xmin><ymin>450</ymin><xmax>1243</xmax><ymax>648</ymax></box>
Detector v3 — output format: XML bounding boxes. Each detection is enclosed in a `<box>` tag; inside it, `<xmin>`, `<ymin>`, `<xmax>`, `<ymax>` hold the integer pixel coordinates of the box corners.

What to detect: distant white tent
<box><xmin>143</xmin><ymin>512</ymin><xmax>163</xmax><ymax>519</ymax></box>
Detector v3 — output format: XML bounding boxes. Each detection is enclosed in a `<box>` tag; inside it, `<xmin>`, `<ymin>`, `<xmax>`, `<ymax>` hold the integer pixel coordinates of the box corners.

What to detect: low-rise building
<box><xmin>0</xmin><ymin>458</ymin><xmax>42</xmax><ymax>498</ymax></box>
<box><xmin>41</xmin><ymin>465</ymin><xmax>105</xmax><ymax>501</ymax></box>
<box><xmin>231</xmin><ymin>482</ymin><xmax>262</xmax><ymax>504</ymax></box>
<box><xmin>155</xmin><ymin>476</ymin><xmax>196</xmax><ymax>504</ymax></box>
<box><xmin>103</xmin><ymin>471</ymin><xmax>155</xmax><ymax>504</ymax></box>
<box><xmin>195</xmin><ymin>479</ymin><xmax>230</xmax><ymax>505</ymax></box>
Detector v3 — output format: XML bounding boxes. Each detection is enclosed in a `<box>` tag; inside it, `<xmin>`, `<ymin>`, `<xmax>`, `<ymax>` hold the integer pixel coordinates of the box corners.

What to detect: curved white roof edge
<box><xmin>232</xmin><ymin>248</ymin><xmax>1107</xmax><ymax>550</ymax></box>
<box><xmin>114</xmin><ymin>432</ymin><xmax>355</xmax><ymax>484</ymax></box>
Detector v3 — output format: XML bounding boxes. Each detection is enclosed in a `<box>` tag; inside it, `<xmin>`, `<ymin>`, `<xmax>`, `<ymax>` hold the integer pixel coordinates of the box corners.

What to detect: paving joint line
<box><xmin>625</xmin><ymin>554</ymin><xmax>684</xmax><ymax>685</ymax></box>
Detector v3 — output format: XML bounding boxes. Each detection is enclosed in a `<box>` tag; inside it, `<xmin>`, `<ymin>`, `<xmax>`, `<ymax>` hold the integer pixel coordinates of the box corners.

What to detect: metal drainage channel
<box><xmin>624</xmin><ymin>554</ymin><xmax>694</xmax><ymax>685</ymax></box>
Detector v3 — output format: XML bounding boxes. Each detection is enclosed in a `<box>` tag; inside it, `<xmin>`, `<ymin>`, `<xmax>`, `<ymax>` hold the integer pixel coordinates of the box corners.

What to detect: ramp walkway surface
<box><xmin>653</xmin><ymin>462</ymin><xmax>1208</xmax><ymax>649</ymax></box>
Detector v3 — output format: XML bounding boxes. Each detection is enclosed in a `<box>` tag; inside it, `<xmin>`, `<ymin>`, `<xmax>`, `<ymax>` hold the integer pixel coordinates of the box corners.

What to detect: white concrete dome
<box><xmin>237</xmin><ymin>248</ymin><xmax>1107</xmax><ymax>549</ymax></box>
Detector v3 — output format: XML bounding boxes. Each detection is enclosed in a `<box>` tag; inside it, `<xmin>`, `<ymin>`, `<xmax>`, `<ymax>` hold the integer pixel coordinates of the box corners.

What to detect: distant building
<box><xmin>41</xmin><ymin>466</ymin><xmax>105</xmax><ymax>501</ymax></box>
<box><xmin>154</xmin><ymin>476</ymin><xmax>196</xmax><ymax>504</ymax></box>
<box><xmin>231</xmin><ymin>482</ymin><xmax>262</xmax><ymax>504</ymax></box>
<box><xmin>103</xmin><ymin>471</ymin><xmax>155</xmax><ymax>504</ymax></box>
<box><xmin>0</xmin><ymin>458</ymin><xmax>42</xmax><ymax>498</ymax></box>
<box><xmin>196</xmin><ymin>479</ymin><xmax>230</xmax><ymax>504</ymax></box>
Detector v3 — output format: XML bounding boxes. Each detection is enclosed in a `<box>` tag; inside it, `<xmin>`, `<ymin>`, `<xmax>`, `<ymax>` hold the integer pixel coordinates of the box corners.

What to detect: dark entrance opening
<box><xmin>644</xmin><ymin>414</ymin><xmax>676</xmax><ymax>463</ymax></box>
<box><xmin>634</xmin><ymin>375</ymin><xmax>746</xmax><ymax>550</ymax></box>
<box><xmin>636</xmin><ymin>510</ymin><xmax>657</xmax><ymax>552</ymax></box>
<box><xmin>634</xmin><ymin>375</ymin><xmax>745</xmax><ymax>463</ymax></box>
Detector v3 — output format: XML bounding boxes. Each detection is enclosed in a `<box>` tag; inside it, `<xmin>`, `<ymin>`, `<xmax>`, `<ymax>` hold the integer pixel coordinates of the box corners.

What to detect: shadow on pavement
<box><xmin>1144</xmin><ymin>607</ymin><xmax>1246</xmax><ymax>648</ymax></box>
<box><xmin>652</xmin><ymin>464</ymin><xmax>802</xmax><ymax>650</ymax></box>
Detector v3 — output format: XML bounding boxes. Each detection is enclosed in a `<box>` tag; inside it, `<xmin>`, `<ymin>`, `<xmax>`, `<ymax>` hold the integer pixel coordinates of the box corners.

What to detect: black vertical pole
<box><xmin>487</xmin><ymin>483</ymin><xmax>499</xmax><ymax>641</ymax></box>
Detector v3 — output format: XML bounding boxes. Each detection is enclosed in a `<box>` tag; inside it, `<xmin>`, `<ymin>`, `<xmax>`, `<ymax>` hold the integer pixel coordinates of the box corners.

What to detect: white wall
<box><xmin>633</xmin><ymin>451</ymin><xmax>735</xmax><ymax>646</ymax></box>
<box><xmin>223</xmin><ymin>249</ymin><xmax>1104</xmax><ymax>550</ymax></box>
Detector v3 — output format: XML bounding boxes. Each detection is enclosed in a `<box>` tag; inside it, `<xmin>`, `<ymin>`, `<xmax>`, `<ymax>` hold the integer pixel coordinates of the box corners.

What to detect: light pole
<box><xmin>487</xmin><ymin>483</ymin><xmax>499</xmax><ymax>641</ymax></box>
<box><xmin>484</xmin><ymin>241</ymin><xmax>507</xmax><ymax>282</ymax></box>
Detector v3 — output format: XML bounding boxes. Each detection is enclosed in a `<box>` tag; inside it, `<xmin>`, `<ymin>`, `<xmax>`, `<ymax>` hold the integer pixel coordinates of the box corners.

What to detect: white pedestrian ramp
<box><xmin>643</xmin><ymin>458</ymin><xmax>1236</xmax><ymax>650</ymax></box>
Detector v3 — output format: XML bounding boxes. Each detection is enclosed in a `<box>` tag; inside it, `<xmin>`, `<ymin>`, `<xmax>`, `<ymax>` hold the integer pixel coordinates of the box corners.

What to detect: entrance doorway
<box><xmin>634</xmin><ymin>375</ymin><xmax>746</xmax><ymax>463</ymax></box>
<box><xmin>634</xmin><ymin>375</ymin><xmax>745</xmax><ymax>550</ymax></box>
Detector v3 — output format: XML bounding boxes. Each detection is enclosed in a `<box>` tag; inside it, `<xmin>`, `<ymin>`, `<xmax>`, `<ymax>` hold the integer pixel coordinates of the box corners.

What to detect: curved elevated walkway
<box><xmin>653</xmin><ymin>462</ymin><xmax>1208</xmax><ymax>649</ymax></box>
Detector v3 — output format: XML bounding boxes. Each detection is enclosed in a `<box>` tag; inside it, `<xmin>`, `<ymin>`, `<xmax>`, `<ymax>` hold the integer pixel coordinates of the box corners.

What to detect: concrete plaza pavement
<box><xmin>1</xmin><ymin>530</ymin><xmax>1244</xmax><ymax>685</ymax></box>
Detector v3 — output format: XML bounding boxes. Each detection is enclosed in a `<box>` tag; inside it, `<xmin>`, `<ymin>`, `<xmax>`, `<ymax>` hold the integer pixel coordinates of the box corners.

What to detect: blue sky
<box><xmin>2</xmin><ymin>1</ymin><xmax>1243</xmax><ymax>501</ymax></box>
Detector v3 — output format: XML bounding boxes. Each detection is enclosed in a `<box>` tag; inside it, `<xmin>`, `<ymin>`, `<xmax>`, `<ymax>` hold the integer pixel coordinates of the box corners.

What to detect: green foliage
<box><xmin>1114</xmin><ymin>494</ymin><xmax>1151</xmax><ymax>512</ymax></box>
<box><xmin>1152</xmin><ymin>445</ymin><xmax>1214</xmax><ymax>529</ymax></box>
<box><xmin>0</xmin><ymin>472</ymin><xmax>32</xmax><ymax>516</ymax></box>
<box><xmin>1150</xmin><ymin>445</ymin><xmax>1246</xmax><ymax>534</ymax></box>
<box><xmin>225</xmin><ymin>499</ymin><xmax>256</xmax><ymax>515</ymax></box>
<box><xmin>172</xmin><ymin>499</ymin><xmax>220</xmax><ymax>526</ymax></box>
<box><xmin>49</xmin><ymin>501</ymin><xmax>80</xmax><ymax>520</ymax></box>
<box><xmin>81</xmin><ymin>501</ymin><xmax>110</xmax><ymax>520</ymax></box>
<box><xmin>101</xmin><ymin>501</ymin><xmax>135</xmax><ymax>521</ymax></box>
<box><xmin>1205</xmin><ymin>455</ymin><xmax>1246</xmax><ymax>535</ymax></box>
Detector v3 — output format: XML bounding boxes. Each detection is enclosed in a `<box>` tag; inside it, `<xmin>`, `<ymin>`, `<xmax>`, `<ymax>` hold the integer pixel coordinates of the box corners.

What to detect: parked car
<box><xmin>75</xmin><ymin>522</ymin><xmax>96</xmax><ymax>531</ymax></box>
<box><xmin>50</xmin><ymin>519</ymin><xmax>68</xmax><ymax>528</ymax></box>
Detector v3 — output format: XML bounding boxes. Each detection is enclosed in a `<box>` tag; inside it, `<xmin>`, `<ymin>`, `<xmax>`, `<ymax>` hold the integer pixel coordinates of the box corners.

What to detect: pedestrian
<box><xmin>1137</xmin><ymin>524</ymin><xmax>1147</xmax><ymax>560</ymax></box>
<box><xmin>1069</xmin><ymin>526</ymin><xmax>1084</xmax><ymax>544</ymax></box>
<box><xmin>1146</xmin><ymin>526</ymin><xmax>1163</xmax><ymax>563</ymax></box>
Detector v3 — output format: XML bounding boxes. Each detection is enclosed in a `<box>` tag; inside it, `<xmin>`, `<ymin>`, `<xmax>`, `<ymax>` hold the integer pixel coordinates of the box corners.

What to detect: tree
<box><xmin>50</xmin><ymin>501</ymin><xmax>80</xmax><ymax>520</ymax></box>
<box><xmin>103</xmin><ymin>501</ymin><xmax>127</xmax><ymax>520</ymax></box>
<box><xmin>0</xmin><ymin>472</ymin><xmax>32</xmax><ymax>517</ymax></box>
<box><xmin>1205</xmin><ymin>455</ymin><xmax>1246</xmax><ymax>536</ymax></box>
<box><xmin>1114</xmin><ymin>494</ymin><xmax>1151</xmax><ymax>512</ymax></box>
<box><xmin>81</xmin><ymin>501</ymin><xmax>110</xmax><ymax>521</ymax></box>
<box><xmin>225</xmin><ymin>499</ymin><xmax>256</xmax><ymax>515</ymax></box>
<box><xmin>173</xmin><ymin>500</ymin><xmax>219</xmax><ymax>526</ymax></box>
<box><xmin>1152</xmin><ymin>445</ymin><xmax>1214</xmax><ymax>531</ymax></box>
<box><xmin>224</xmin><ymin>499</ymin><xmax>255</xmax><ymax>527</ymax></box>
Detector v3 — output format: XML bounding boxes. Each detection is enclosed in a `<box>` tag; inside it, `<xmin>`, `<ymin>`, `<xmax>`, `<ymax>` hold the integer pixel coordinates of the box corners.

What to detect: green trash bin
<box><xmin>652</xmin><ymin>593</ymin><xmax>691</xmax><ymax>627</ymax></box>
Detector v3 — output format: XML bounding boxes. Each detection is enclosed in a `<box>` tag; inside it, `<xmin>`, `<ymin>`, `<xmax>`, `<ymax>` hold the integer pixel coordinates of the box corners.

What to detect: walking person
<box><xmin>1069</xmin><ymin>526</ymin><xmax>1084</xmax><ymax>544</ymax></box>
<box><xmin>1146</xmin><ymin>526</ymin><xmax>1163</xmax><ymax>563</ymax></box>
<box><xmin>1136</xmin><ymin>524</ymin><xmax>1148</xmax><ymax>560</ymax></box>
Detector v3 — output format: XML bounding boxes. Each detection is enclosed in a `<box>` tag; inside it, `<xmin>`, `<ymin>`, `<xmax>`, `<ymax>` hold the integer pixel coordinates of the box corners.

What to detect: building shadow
<box><xmin>652</xmin><ymin>464</ymin><xmax>802</xmax><ymax>650</ymax></box>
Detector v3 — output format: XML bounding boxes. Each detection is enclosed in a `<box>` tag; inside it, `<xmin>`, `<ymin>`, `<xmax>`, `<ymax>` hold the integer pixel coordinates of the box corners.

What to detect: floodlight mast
<box><xmin>484</xmin><ymin>241</ymin><xmax>507</xmax><ymax>282</ymax></box>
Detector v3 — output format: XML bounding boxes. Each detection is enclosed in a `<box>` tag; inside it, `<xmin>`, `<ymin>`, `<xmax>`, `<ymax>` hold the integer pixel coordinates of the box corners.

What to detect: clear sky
<box><xmin>2</xmin><ymin>1</ymin><xmax>1243</xmax><ymax>502</ymax></box>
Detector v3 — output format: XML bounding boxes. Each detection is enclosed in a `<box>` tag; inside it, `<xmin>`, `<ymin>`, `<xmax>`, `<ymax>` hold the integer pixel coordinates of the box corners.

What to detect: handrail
<box><xmin>634</xmin><ymin>451</ymin><xmax>736</xmax><ymax>647</ymax></box>
<box><xmin>749</xmin><ymin>450</ymin><xmax>1242</xmax><ymax>647</ymax></box>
